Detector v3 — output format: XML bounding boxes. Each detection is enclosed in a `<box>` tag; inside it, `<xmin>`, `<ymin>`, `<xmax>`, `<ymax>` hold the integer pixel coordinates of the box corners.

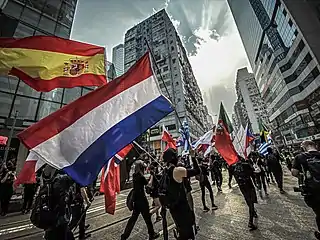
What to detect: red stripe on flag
<box><xmin>14</xmin><ymin>160</ymin><xmax>36</xmax><ymax>188</ymax></box>
<box><xmin>104</xmin><ymin>158</ymin><xmax>119</xmax><ymax>215</ymax></box>
<box><xmin>10</xmin><ymin>68</ymin><xmax>106</xmax><ymax>92</ymax></box>
<box><xmin>0</xmin><ymin>36</ymin><xmax>104</xmax><ymax>56</ymax></box>
<box><xmin>18</xmin><ymin>53</ymin><xmax>152</xmax><ymax>149</ymax></box>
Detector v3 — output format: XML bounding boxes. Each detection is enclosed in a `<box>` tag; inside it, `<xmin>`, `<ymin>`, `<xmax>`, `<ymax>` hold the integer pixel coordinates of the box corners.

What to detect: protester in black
<box><xmin>69</xmin><ymin>184</ymin><xmax>91</xmax><ymax>240</ymax></box>
<box><xmin>162</xmin><ymin>148</ymin><xmax>201</xmax><ymax>240</ymax></box>
<box><xmin>233</xmin><ymin>157</ymin><xmax>258</xmax><ymax>230</ymax></box>
<box><xmin>0</xmin><ymin>162</ymin><xmax>16</xmax><ymax>216</ymax></box>
<box><xmin>22</xmin><ymin>183</ymin><xmax>37</xmax><ymax>214</ymax></box>
<box><xmin>148</xmin><ymin>161</ymin><xmax>162</xmax><ymax>223</ymax></box>
<box><xmin>198</xmin><ymin>159</ymin><xmax>218</xmax><ymax>212</ymax></box>
<box><xmin>121</xmin><ymin>160</ymin><xmax>159</xmax><ymax>240</ymax></box>
<box><xmin>43</xmin><ymin>166</ymin><xmax>75</xmax><ymax>240</ymax></box>
<box><xmin>210</xmin><ymin>154</ymin><xmax>223</xmax><ymax>192</ymax></box>
<box><xmin>227</xmin><ymin>164</ymin><xmax>234</xmax><ymax>189</ymax></box>
<box><xmin>250</xmin><ymin>152</ymin><xmax>268</xmax><ymax>197</ymax></box>
<box><xmin>266</xmin><ymin>147</ymin><xmax>284</xmax><ymax>193</ymax></box>
<box><xmin>291</xmin><ymin>140</ymin><xmax>320</xmax><ymax>240</ymax></box>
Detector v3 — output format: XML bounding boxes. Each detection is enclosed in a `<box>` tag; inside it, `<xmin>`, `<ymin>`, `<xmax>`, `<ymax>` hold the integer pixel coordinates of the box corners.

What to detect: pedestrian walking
<box><xmin>233</xmin><ymin>156</ymin><xmax>258</xmax><ymax>231</ymax></box>
<box><xmin>121</xmin><ymin>160</ymin><xmax>159</xmax><ymax>240</ymax></box>
<box><xmin>210</xmin><ymin>154</ymin><xmax>223</xmax><ymax>192</ymax></box>
<box><xmin>148</xmin><ymin>161</ymin><xmax>162</xmax><ymax>223</ymax></box>
<box><xmin>291</xmin><ymin>140</ymin><xmax>320</xmax><ymax>240</ymax></box>
<box><xmin>266</xmin><ymin>148</ymin><xmax>285</xmax><ymax>193</ymax></box>
<box><xmin>0</xmin><ymin>162</ymin><xmax>16</xmax><ymax>216</ymax></box>
<box><xmin>250</xmin><ymin>152</ymin><xmax>268</xmax><ymax>197</ymax></box>
<box><xmin>21</xmin><ymin>183</ymin><xmax>37</xmax><ymax>214</ymax></box>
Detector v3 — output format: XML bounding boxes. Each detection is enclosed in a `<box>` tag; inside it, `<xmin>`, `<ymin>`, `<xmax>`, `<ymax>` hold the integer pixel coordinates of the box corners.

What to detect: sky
<box><xmin>71</xmin><ymin>0</ymin><xmax>251</xmax><ymax>120</ymax></box>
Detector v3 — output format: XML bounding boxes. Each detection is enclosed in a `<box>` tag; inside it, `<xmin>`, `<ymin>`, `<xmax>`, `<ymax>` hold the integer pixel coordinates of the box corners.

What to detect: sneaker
<box><xmin>228</xmin><ymin>184</ymin><xmax>232</xmax><ymax>189</ymax></box>
<box><xmin>280</xmin><ymin>189</ymin><xmax>285</xmax><ymax>194</ymax></box>
<box><xmin>154</xmin><ymin>216</ymin><xmax>162</xmax><ymax>223</ymax></box>
<box><xmin>85</xmin><ymin>224</ymin><xmax>90</xmax><ymax>230</ymax></box>
<box><xmin>173</xmin><ymin>228</ymin><xmax>179</xmax><ymax>239</ymax></box>
<box><xmin>218</xmin><ymin>187</ymin><xmax>222</xmax><ymax>193</ymax></box>
<box><xmin>203</xmin><ymin>207</ymin><xmax>210</xmax><ymax>212</ymax></box>
<box><xmin>149</xmin><ymin>232</ymin><xmax>160</xmax><ymax>240</ymax></box>
<box><xmin>315</xmin><ymin>231</ymin><xmax>320</xmax><ymax>240</ymax></box>
<box><xmin>248</xmin><ymin>222</ymin><xmax>257</xmax><ymax>231</ymax></box>
<box><xmin>212</xmin><ymin>205</ymin><xmax>218</xmax><ymax>211</ymax></box>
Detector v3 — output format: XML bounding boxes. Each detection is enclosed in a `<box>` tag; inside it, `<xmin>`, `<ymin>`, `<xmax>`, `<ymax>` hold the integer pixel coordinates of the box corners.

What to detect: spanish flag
<box><xmin>0</xmin><ymin>36</ymin><xmax>107</xmax><ymax>92</ymax></box>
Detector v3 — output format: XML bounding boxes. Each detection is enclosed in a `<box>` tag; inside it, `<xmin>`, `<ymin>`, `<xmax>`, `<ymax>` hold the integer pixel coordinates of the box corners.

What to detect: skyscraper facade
<box><xmin>124</xmin><ymin>9</ymin><xmax>210</xmax><ymax>154</ymax></box>
<box><xmin>112</xmin><ymin>43</ymin><xmax>124</xmax><ymax>77</ymax></box>
<box><xmin>234</xmin><ymin>67</ymin><xmax>269</xmax><ymax>133</ymax></box>
<box><xmin>228</xmin><ymin>0</ymin><xmax>320</xmax><ymax>146</ymax></box>
<box><xmin>0</xmin><ymin>0</ymin><xmax>80</xmax><ymax>169</ymax></box>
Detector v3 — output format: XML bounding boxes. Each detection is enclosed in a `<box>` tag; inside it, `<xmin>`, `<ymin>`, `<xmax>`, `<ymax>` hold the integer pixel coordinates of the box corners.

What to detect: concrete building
<box><xmin>234</xmin><ymin>67</ymin><xmax>269</xmax><ymax>133</ymax></box>
<box><xmin>227</xmin><ymin>0</ymin><xmax>320</xmax><ymax>145</ymax></box>
<box><xmin>124</xmin><ymin>9</ymin><xmax>210</xmax><ymax>154</ymax></box>
<box><xmin>106</xmin><ymin>61</ymin><xmax>117</xmax><ymax>82</ymax></box>
<box><xmin>0</xmin><ymin>0</ymin><xmax>80</xmax><ymax>171</ymax></box>
<box><xmin>112</xmin><ymin>43</ymin><xmax>124</xmax><ymax>77</ymax></box>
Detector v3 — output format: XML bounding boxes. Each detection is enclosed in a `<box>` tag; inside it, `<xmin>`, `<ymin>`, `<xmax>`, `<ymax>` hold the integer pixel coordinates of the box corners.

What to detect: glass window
<box><xmin>17</xmin><ymin>81</ymin><xmax>41</xmax><ymax>98</ymax></box>
<box><xmin>37</xmin><ymin>100</ymin><xmax>60</xmax><ymax>120</ymax></box>
<box><xmin>13</xmin><ymin>96</ymin><xmax>38</xmax><ymax>120</ymax></box>
<box><xmin>82</xmin><ymin>88</ymin><xmax>93</xmax><ymax>96</ymax></box>
<box><xmin>63</xmin><ymin>87</ymin><xmax>81</xmax><ymax>104</ymax></box>
<box><xmin>58</xmin><ymin>3</ymin><xmax>74</xmax><ymax>27</ymax></box>
<box><xmin>20</xmin><ymin>7</ymin><xmax>41</xmax><ymax>26</ymax></box>
<box><xmin>55</xmin><ymin>23</ymin><xmax>70</xmax><ymax>38</ymax></box>
<box><xmin>34</xmin><ymin>30</ymin><xmax>48</xmax><ymax>36</ymax></box>
<box><xmin>0</xmin><ymin>76</ymin><xmax>19</xmax><ymax>94</ymax></box>
<box><xmin>14</xmin><ymin>23</ymin><xmax>35</xmax><ymax>38</ymax></box>
<box><xmin>3</xmin><ymin>1</ymin><xmax>23</xmax><ymax>19</ymax></box>
<box><xmin>41</xmin><ymin>88</ymin><xmax>63</xmax><ymax>102</ymax></box>
<box><xmin>25</xmin><ymin>0</ymin><xmax>46</xmax><ymax>12</ymax></box>
<box><xmin>38</xmin><ymin>16</ymin><xmax>56</xmax><ymax>34</ymax></box>
<box><xmin>0</xmin><ymin>92</ymin><xmax>14</xmax><ymax>118</ymax></box>
<box><xmin>43</xmin><ymin>0</ymin><xmax>62</xmax><ymax>19</ymax></box>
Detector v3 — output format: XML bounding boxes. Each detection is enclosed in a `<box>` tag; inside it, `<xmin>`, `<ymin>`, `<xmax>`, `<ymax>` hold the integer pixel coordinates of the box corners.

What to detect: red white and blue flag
<box><xmin>244</xmin><ymin>123</ymin><xmax>255</xmax><ymax>158</ymax></box>
<box><xmin>100</xmin><ymin>144</ymin><xmax>132</xmax><ymax>214</ymax></box>
<box><xmin>17</xmin><ymin>53</ymin><xmax>173</xmax><ymax>186</ymax></box>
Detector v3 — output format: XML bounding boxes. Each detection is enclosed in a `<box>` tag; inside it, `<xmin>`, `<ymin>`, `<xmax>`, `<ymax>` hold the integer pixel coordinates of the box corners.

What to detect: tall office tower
<box><xmin>124</xmin><ymin>9</ymin><xmax>210</xmax><ymax>154</ymax></box>
<box><xmin>234</xmin><ymin>67</ymin><xmax>269</xmax><ymax>133</ymax></box>
<box><xmin>0</xmin><ymin>0</ymin><xmax>79</xmax><ymax>170</ymax></box>
<box><xmin>112</xmin><ymin>43</ymin><xmax>124</xmax><ymax>77</ymax></box>
<box><xmin>228</xmin><ymin>0</ymin><xmax>320</xmax><ymax>146</ymax></box>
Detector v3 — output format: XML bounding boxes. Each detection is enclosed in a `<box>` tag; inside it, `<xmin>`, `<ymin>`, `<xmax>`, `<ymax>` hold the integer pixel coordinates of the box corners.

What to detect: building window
<box><xmin>171</xmin><ymin>46</ymin><xmax>174</xmax><ymax>51</ymax></box>
<box><xmin>55</xmin><ymin>23</ymin><xmax>70</xmax><ymax>38</ymax></box>
<box><xmin>26</xmin><ymin>0</ymin><xmax>46</xmax><ymax>12</ymax></box>
<box><xmin>38</xmin><ymin>16</ymin><xmax>56</xmax><ymax>34</ymax></box>
<box><xmin>172</xmin><ymin>58</ymin><xmax>176</xmax><ymax>64</ymax></box>
<box><xmin>43</xmin><ymin>0</ymin><xmax>62</xmax><ymax>19</ymax></box>
<box><xmin>3</xmin><ymin>1</ymin><xmax>23</xmax><ymax>19</ymax></box>
<box><xmin>13</xmin><ymin>96</ymin><xmax>39</xmax><ymax>120</ymax></box>
<box><xmin>41</xmin><ymin>88</ymin><xmax>63</xmax><ymax>102</ymax></box>
<box><xmin>0</xmin><ymin>92</ymin><xmax>14</xmax><ymax>118</ymax></box>
<box><xmin>58</xmin><ymin>2</ymin><xmax>74</xmax><ymax>27</ymax></box>
<box><xmin>20</xmin><ymin>7</ymin><xmax>41</xmax><ymax>26</ymax></box>
<box><xmin>0</xmin><ymin>76</ymin><xmax>19</xmax><ymax>94</ymax></box>
<box><xmin>63</xmin><ymin>87</ymin><xmax>81</xmax><ymax>104</ymax></box>
<box><xmin>288</xmin><ymin>19</ymin><xmax>293</xmax><ymax>27</ymax></box>
<box><xmin>14</xmin><ymin>23</ymin><xmax>35</xmax><ymax>38</ymax></box>
<box><xmin>17</xmin><ymin>80</ymin><xmax>41</xmax><ymax>98</ymax></box>
<box><xmin>163</xmin><ymin>66</ymin><xmax>169</xmax><ymax>72</ymax></box>
<box><xmin>283</xmin><ymin>8</ymin><xmax>287</xmax><ymax>16</ymax></box>
<box><xmin>37</xmin><ymin>100</ymin><xmax>60</xmax><ymax>120</ymax></box>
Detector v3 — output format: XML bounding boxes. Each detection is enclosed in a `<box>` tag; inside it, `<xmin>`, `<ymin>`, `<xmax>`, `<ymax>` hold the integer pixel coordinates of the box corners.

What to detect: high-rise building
<box><xmin>0</xmin><ymin>0</ymin><xmax>80</xmax><ymax>170</ymax></box>
<box><xmin>228</xmin><ymin>0</ymin><xmax>320</xmax><ymax>146</ymax></box>
<box><xmin>124</xmin><ymin>9</ymin><xmax>210</xmax><ymax>154</ymax></box>
<box><xmin>112</xmin><ymin>43</ymin><xmax>124</xmax><ymax>77</ymax></box>
<box><xmin>234</xmin><ymin>67</ymin><xmax>269</xmax><ymax>133</ymax></box>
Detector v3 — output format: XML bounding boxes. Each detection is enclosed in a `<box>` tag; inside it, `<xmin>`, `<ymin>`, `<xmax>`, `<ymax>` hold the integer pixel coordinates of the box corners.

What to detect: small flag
<box><xmin>179</xmin><ymin>120</ymin><xmax>191</xmax><ymax>155</ymax></box>
<box><xmin>17</xmin><ymin>53</ymin><xmax>173</xmax><ymax>186</ymax></box>
<box><xmin>0</xmin><ymin>136</ymin><xmax>8</xmax><ymax>145</ymax></box>
<box><xmin>0</xmin><ymin>36</ymin><xmax>107</xmax><ymax>92</ymax></box>
<box><xmin>259</xmin><ymin>118</ymin><xmax>269</xmax><ymax>143</ymax></box>
<box><xmin>215</xmin><ymin>102</ymin><xmax>238</xmax><ymax>166</ymax></box>
<box><xmin>192</xmin><ymin>129</ymin><xmax>214</xmax><ymax>149</ymax></box>
<box><xmin>162</xmin><ymin>125</ymin><xmax>176</xmax><ymax>150</ymax></box>
<box><xmin>244</xmin><ymin>123</ymin><xmax>255</xmax><ymax>158</ymax></box>
<box><xmin>14</xmin><ymin>152</ymin><xmax>45</xmax><ymax>188</ymax></box>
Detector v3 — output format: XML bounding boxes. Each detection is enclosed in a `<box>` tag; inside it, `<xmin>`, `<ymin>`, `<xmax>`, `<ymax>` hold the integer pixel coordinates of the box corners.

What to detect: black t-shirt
<box><xmin>292</xmin><ymin>151</ymin><xmax>320</xmax><ymax>172</ymax></box>
<box><xmin>133</xmin><ymin>173</ymin><xmax>148</xmax><ymax>201</ymax></box>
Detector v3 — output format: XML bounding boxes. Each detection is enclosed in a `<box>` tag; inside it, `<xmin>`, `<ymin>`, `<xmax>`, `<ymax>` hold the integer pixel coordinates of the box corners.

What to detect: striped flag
<box><xmin>17</xmin><ymin>53</ymin><xmax>173</xmax><ymax>186</ymax></box>
<box><xmin>0</xmin><ymin>36</ymin><xmax>106</xmax><ymax>91</ymax></box>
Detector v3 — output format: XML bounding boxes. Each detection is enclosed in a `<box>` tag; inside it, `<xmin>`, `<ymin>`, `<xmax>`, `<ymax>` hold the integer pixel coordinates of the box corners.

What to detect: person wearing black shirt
<box><xmin>292</xmin><ymin>140</ymin><xmax>320</xmax><ymax>240</ymax></box>
<box><xmin>266</xmin><ymin>147</ymin><xmax>284</xmax><ymax>194</ymax></box>
<box><xmin>198</xmin><ymin>159</ymin><xmax>218</xmax><ymax>212</ymax></box>
<box><xmin>162</xmin><ymin>148</ymin><xmax>201</xmax><ymax>240</ymax></box>
<box><xmin>148</xmin><ymin>161</ymin><xmax>162</xmax><ymax>223</ymax></box>
<box><xmin>0</xmin><ymin>162</ymin><xmax>16</xmax><ymax>216</ymax></box>
<box><xmin>233</xmin><ymin>157</ymin><xmax>258</xmax><ymax>231</ymax></box>
<box><xmin>121</xmin><ymin>160</ymin><xmax>159</xmax><ymax>240</ymax></box>
<box><xmin>21</xmin><ymin>183</ymin><xmax>37</xmax><ymax>214</ymax></box>
<box><xmin>250</xmin><ymin>152</ymin><xmax>268</xmax><ymax>197</ymax></box>
<box><xmin>210</xmin><ymin>154</ymin><xmax>223</xmax><ymax>192</ymax></box>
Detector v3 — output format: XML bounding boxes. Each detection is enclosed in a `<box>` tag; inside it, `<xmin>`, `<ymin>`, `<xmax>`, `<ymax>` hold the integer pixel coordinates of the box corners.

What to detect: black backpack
<box><xmin>30</xmin><ymin>180</ymin><xmax>58</xmax><ymax>230</ymax></box>
<box><xmin>303</xmin><ymin>153</ymin><xmax>320</xmax><ymax>191</ymax></box>
<box><xmin>158</xmin><ymin>167</ymin><xmax>181</xmax><ymax>208</ymax></box>
<box><xmin>126</xmin><ymin>189</ymin><xmax>134</xmax><ymax>211</ymax></box>
<box><xmin>233</xmin><ymin>162</ymin><xmax>249</xmax><ymax>186</ymax></box>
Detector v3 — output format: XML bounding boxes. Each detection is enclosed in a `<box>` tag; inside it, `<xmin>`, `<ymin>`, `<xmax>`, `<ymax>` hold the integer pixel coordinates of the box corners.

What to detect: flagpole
<box><xmin>144</xmin><ymin>38</ymin><xmax>192</xmax><ymax>148</ymax></box>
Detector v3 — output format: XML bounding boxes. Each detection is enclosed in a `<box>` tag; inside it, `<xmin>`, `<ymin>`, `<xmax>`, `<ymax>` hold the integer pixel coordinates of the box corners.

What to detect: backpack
<box><xmin>158</xmin><ymin>167</ymin><xmax>181</xmax><ymax>208</ymax></box>
<box><xmin>233</xmin><ymin>162</ymin><xmax>249</xmax><ymax>185</ymax></box>
<box><xmin>126</xmin><ymin>189</ymin><xmax>134</xmax><ymax>211</ymax></box>
<box><xmin>303</xmin><ymin>153</ymin><xmax>320</xmax><ymax>191</ymax></box>
<box><xmin>30</xmin><ymin>180</ymin><xmax>58</xmax><ymax>230</ymax></box>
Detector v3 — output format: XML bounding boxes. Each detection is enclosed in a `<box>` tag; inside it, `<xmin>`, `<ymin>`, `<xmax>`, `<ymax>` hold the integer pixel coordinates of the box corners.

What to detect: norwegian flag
<box><xmin>100</xmin><ymin>144</ymin><xmax>133</xmax><ymax>214</ymax></box>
